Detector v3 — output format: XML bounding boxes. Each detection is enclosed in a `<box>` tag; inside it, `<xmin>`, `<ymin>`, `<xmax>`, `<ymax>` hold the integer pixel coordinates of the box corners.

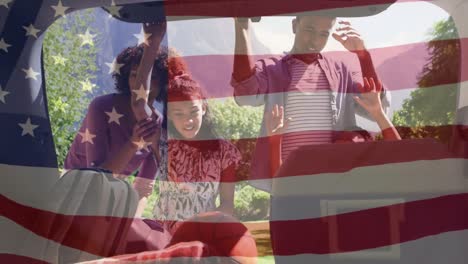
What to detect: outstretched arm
<box><xmin>132</xmin><ymin>22</ymin><xmax>166</xmax><ymax>122</ymax></box>
<box><xmin>231</xmin><ymin>18</ymin><xmax>271</xmax><ymax>107</ymax></box>
<box><xmin>333</xmin><ymin>20</ymin><xmax>390</xmax><ymax>116</ymax></box>
<box><xmin>233</xmin><ymin>18</ymin><xmax>255</xmax><ymax>82</ymax></box>
<box><xmin>353</xmin><ymin>77</ymin><xmax>401</xmax><ymax>140</ymax></box>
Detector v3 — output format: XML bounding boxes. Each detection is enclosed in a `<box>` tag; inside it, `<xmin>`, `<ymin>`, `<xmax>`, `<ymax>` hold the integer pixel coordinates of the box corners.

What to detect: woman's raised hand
<box><xmin>353</xmin><ymin>77</ymin><xmax>385</xmax><ymax>118</ymax></box>
<box><xmin>130</xmin><ymin>116</ymin><xmax>159</xmax><ymax>150</ymax></box>
<box><xmin>142</xmin><ymin>21</ymin><xmax>167</xmax><ymax>53</ymax></box>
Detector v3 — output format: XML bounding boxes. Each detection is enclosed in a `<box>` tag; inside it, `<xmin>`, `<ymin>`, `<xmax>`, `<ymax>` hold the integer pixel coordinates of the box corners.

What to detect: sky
<box><xmin>253</xmin><ymin>1</ymin><xmax>450</xmax><ymax>54</ymax></box>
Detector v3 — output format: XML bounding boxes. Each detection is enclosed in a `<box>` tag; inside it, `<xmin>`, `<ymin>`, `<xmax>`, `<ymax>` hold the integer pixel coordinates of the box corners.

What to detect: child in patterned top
<box><xmin>153</xmin><ymin>74</ymin><xmax>241</xmax><ymax>234</ymax></box>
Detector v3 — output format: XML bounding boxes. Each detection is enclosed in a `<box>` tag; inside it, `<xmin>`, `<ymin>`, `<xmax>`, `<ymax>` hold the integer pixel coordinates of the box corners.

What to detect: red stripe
<box><xmin>174</xmin><ymin>38</ymin><xmax>465</xmax><ymax>99</ymax></box>
<box><xmin>270</xmin><ymin>193</ymin><xmax>468</xmax><ymax>255</ymax></box>
<box><xmin>163</xmin><ymin>125</ymin><xmax>468</xmax><ymax>182</ymax></box>
<box><xmin>275</xmin><ymin>126</ymin><xmax>467</xmax><ymax>179</ymax></box>
<box><xmin>3</xmin><ymin>192</ymin><xmax>468</xmax><ymax>258</ymax></box>
<box><xmin>0</xmin><ymin>195</ymin><xmax>256</xmax><ymax>258</ymax></box>
<box><xmin>163</xmin><ymin>0</ymin><xmax>409</xmax><ymax>17</ymax></box>
<box><xmin>0</xmin><ymin>194</ymin><xmax>132</xmax><ymax>257</ymax></box>
<box><xmin>0</xmin><ymin>254</ymin><xmax>48</xmax><ymax>264</ymax></box>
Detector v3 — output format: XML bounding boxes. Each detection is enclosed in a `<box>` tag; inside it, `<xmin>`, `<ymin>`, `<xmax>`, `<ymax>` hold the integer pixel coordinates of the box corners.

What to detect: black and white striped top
<box><xmin>281</xmin><ymin>59</ymin><xmax>333</xmax><ymax>160</ymax></box>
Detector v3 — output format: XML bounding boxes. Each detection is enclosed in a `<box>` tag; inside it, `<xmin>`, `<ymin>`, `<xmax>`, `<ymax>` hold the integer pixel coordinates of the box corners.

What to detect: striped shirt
<box><xmin>282</xmin><ymin>59</ymin><xmax>333</xmax><ymax>160</ymax></box>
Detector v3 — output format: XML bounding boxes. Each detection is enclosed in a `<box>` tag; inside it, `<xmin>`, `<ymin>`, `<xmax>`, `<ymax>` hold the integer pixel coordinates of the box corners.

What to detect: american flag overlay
<box><xmin>1</xmin><ymin>0</ymin><xmax>468</xmax><ymax>263</ymax></box>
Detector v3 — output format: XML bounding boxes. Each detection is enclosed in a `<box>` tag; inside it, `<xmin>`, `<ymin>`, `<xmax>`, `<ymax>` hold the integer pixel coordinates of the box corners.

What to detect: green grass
<box><xmin>257</xmin><ymin>255</ymin><xmax>275</xmax><ymax>264</ymax></box>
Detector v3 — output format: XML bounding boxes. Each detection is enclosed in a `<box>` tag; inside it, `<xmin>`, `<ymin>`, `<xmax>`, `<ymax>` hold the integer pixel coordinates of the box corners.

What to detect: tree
<box><xmin>392</xmin><ymin>18</ymin><xmax>460</xmax><ymax>142</ymax></box>
<box><xmin>210</xmin><ymin>99</ymin><xmax>270</xmax><ymax>220</ymax></box>
<box><xmin>43</xmin><ymin>11</ymin><xmax>100</xmax><ymax>168</ymax></box>
<box><xmin>210</xmin><ymin>98</ymin><xmax>263</xmax><ymax>181</ymax></box>
<box><xmin>209</xmin><ymin>98</ymin><xmax>263</xmax><ymax>140</ymax></box>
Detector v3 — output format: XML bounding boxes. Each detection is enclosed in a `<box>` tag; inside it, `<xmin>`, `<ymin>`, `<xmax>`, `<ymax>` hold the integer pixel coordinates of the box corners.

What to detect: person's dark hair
<box><xmin>113</xmin><ymin>45</ymin><xmax>187</xmax><ymax>102</ymax></box>
<box><xmin>166</xmin><ymin>74</ymin><xmax>219</xmax><ymax>145</ymax></box>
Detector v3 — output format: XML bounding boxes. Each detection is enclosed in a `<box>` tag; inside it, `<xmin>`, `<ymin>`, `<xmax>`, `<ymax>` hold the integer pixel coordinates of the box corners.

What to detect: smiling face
<box><xmin>168</xmin><ymin>99</ymin><xmax>206</xmax><ymax>139</ymax></box>
<box><xmin>292</xmin><ymin>15</ymin><xmax>335</xmax><ymax>57</ymax></box>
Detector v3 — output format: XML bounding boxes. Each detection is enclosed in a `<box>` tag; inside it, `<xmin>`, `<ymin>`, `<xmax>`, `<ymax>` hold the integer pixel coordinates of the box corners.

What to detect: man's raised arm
<box><xmin>231</xmin><ymin>18</ymin><xmax>270</xmax><ymax>107</ymax></box>
<box><xmin>233</xmin><ymin>18</ymin><xmax>255</xmax><ymax>82</ymax></box>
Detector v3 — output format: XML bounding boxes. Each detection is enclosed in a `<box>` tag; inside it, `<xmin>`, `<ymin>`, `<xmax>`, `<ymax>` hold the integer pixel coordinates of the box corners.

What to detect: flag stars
<box><xmin>51</xmin><ymin>0</ymin><xmax>70</xmax><ymax>18</ymax></box>
<box><xmin>0</xmin><ymin>86</ymin><xmax>10</xmax><ymax>104</ymax></box>
<box><xmin>105</xmin><ymin>58</ymin><xmax>124</xmax><ymax>75</ymax></box>
<box><xmin>80</xmin><ymin>79</ymin><xmax>96</xmax><ymax>92</ymax></box>
<box><xmin>0</xmin><ymin>38</ymin><xmax>11</xmax><ymax>53</ymax></box>
<box><xmin>78</xmin><ymin>28</ymin><xmax>96</xmax><ymax>47</ymax></box>
<box><xmin>23</xmin><ymin>24</ymin><xmax>41</xmax><ymax>39</ymax></box>
<box><xmin>134</xmin><ymin>27</ymin><xmax>152</xmax><ymax>45</ymax></box>
<box><xmin>105</xmin><ymin>107</ymin><xmax>124</xmax><ymax>125</ymax></box>
<box><xmin>133</xmin><ymin>137</ymin><xmax>151</xmax><ymax>152</ymax></box>
<box><xmin>106</xmin><ymin>0</ymin><xmax>122</xmax><ymax>18</ymax></box>
<box><xmin>18</xmin><ymin>118</ymin><xmax>39</xmax><ymax>137</ymax></box>
<box><xmin>52</xmin><ymin>54</ymin><xmax>67</xmax><ymax>66</ymax></box>
<box><xmin>79</xmin><ymin>128</ymin><xmax>96</xmax><ymax>144</ymax></box>
<box><xmin>22</xmin><ymin>67</ymin><xmax>40</xmax><ymax>81</ymax></box>
<box><xmin>0</xmin><ymin>0</ymin><xmax>12</xmax><ymax>9</ymax></box>
<box><xmin>132</xmin><ymin>85</ymin><xmax>150</xmax><ymax>102</ymax></box>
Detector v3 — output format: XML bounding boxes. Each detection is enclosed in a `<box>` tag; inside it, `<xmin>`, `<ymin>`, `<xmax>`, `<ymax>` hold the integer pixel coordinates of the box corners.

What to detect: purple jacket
<box><xmin>64</xmin><ymin>94</ymin><xmax>157</xmax><ymax>180</ymax></box>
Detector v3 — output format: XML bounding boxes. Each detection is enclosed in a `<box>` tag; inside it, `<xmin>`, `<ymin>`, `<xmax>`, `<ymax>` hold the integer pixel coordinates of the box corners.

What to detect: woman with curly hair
<box><xmin>64</xmin><ymin>23</ymin><xmax>186</xmax><ymax>216</ymax></box>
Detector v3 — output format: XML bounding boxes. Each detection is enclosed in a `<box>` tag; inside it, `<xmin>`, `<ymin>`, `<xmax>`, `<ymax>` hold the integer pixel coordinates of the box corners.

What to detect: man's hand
<box><xmin>265</xmin><ymin>104</ymin><xmax>291</xmax><ymax>136</ymax></box>
<box><xmin>332</xmin><ymin>21</ymin><xmax>367</xmax><ymax>55</ymax></box>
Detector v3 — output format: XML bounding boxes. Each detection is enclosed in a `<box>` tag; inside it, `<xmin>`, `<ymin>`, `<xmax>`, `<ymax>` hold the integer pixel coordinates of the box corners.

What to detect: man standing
<box><xmin>231</xmin><ymin>15</ymin><xmax>390</xmax><ymax>192</ymax></box>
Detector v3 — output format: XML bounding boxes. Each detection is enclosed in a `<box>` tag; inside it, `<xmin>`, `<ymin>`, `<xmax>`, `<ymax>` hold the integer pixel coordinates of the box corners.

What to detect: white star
<box><xmin>78</xmin><ymin>28</ymin><xmax>96</xmax><ymax>47</ymax></box>
<box><xmin>52</xmin><ymin>54</ymin><xmax>67</xmax><ymax>66</ymax></box>
<box><xmin>0</xmin><ymin>86</ymin><xmax>10</xmax><ymax>104</ymax></box>
<box><xmin>105</xmin><ymin>58</ymin><xmax>124</xmax><ymax>75</ymax></box>
<box><xmin>133</xmin><ymin>137</ymin><xmax>151</xmax><ymax>152</ymax></box>
<box><xmin>80</xmin><ymin>79</ymin><xmax>96</xmax><ymax>92</ymax></box>
<box><xmin>105</xmin><ymin>107</ymin><xmax>124</xmax><ymax>125</ymax></box>
<box><xmin>132</xmin><ymin>84</ymin><xmax>150</xmax><ymax>102</ymax></box>
<box><xmin>18</xmin><ymin>118</ymin><xmax>39</xmax><ymax>137</ymax></box>
<box><xmin>106</xmin><ymin>0</ymin><xmax>122</xmax><ymax>18</ymax></box>
<box><xmin>23</xmin><ymin>24</ymin><xmax>41</xmax><ymax>39</ymax></box>
<box><xmin>0</xmin><ymin>38</ymin><xmax>11</xmax><ymax>53</ymax></box>
<box><xmin>78</xmin><ymin>128</ymin><xmax>96</xmax><ymax>144</ymax></box>
<box><xmin>22</xmin><ymin>67</ymin><xmax>40</xmax><ymax>81</ymax></box>
<box><xmin>0</xmin><ymin>0</ymin><xmax>12</xmax><ymax>9</ymax></box>
<box><xmin>133</xmin><ymin>27</ymin><xmax>152</xmax><ymax>45</ymax></box>
<box><xmin>51</xmin><ymin>0</ymin><xmax>70</xmax><ymax>18</ymax></box>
